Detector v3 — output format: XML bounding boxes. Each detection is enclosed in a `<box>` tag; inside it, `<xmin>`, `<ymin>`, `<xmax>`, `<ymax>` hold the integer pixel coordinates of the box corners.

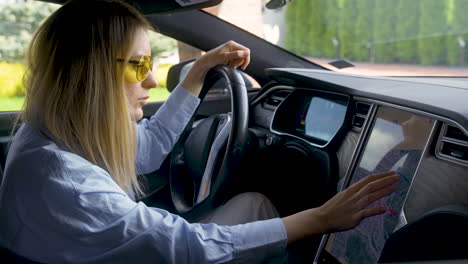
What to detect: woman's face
<box><xmin>124</xmin><ymin>29</ymin><xmax>157</xmax><ymax>121</ymax></box>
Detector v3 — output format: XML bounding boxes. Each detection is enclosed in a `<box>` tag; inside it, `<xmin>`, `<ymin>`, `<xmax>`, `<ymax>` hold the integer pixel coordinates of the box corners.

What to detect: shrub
<box><xmin>155</xmin><ymin>63</ymin><xmax>171</xmax><ymax>88</ymax></box>
<box><xmin>0</xmin><ymin>62</ymin><xmax>26</xmax><ymax>97</ymax></box>
<box><xmin>0</xmin><ymin>62</ymin><xmax>171</xmax><ymax>98</ymax></box>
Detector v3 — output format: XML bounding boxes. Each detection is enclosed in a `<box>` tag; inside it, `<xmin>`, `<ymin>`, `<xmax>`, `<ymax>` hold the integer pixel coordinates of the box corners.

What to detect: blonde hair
<box><xmin>22</xmin><ymin>0</ymin><xmax>151</xmax><ymax>196</ymax></box>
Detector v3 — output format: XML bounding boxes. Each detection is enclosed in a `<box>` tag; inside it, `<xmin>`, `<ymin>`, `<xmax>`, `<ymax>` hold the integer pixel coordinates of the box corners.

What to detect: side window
<box><xmin>149</xmin><ymin>30</ymin><xmax>260</xmax><ymax>101</ymax></box>
<box><xmin>0</xmin><ymin>3</ymin><xmax>259</xmax><ymax>112</ymax></box>
<box><xmin>0</xmin><ymin>1</ymin><xmax>59</xmax><ymax>112</ymax></box>
<box><xmin>150</xmin><ymin>30</ymin><xmax>258</xmax><ymax>101</ymax></box>
<box><xmin>147</xmin><ymin>30</ymin><xmax>176</xmax><ymax>102</ymax></box>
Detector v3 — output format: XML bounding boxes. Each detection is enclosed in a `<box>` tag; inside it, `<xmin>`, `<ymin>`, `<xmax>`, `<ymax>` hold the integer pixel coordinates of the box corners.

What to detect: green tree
<box><xmin>148</xmin><ymin>31</ymin><xmax>177</xmax><ymax>59</ymax></box>
<box><xmin>354</xmin><ymin>0</ymin><xmax>374</xmax><ymax>61</ymax></box>
<box><xmin>321</xmin><ymin>0</ymin><xmax>340</xmax><ymax>59</ymax></box>
<box><xmin>295</xmin><ymin>0</ymin><xmax>314</xmax><ymax>56</ymax></box>
<box><xmin>373</xmin><ymin>0</ymin><xmax>397</xmax><ymax>63</ymax></box>
<box><xmin>418</xmin><ymin>0</ymin><xmax>449</xmax><ymax>65</ymax></box>
<box><xmin>446</xmin><ymin>0</ymin><xmax>468</xmax><ymax>66</ymax></box>
<box><xmin>285</xmin><ymin>0</ymin><xmax>300</xmax><ymax>53</ymax></box>
<box><xmin>337</xmin><ymin>0</ymin><xmax>358</xmax><ymax>60</ymax></box>
<box><xmin>285</xmin><ymin>0</ymin><xmax>339</xmax><ymax>59</ymax></box>
<box><xmin>303</xmin><ymin>0</ymin><xmax>328</xmax><ymax>58</ymax></box>
<box><xmin>0</xmin><ymin>2</ymin><xmax>58</xmax><ymax>62</ymax></box>
<box><xmin>395</xmin><ymin>0</ymin><xmax>420</xmax><ymax>64</ymax></box>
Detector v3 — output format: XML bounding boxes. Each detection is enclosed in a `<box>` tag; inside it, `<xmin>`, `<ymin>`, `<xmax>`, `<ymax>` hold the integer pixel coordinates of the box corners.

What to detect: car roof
<box><xmin>38</xmin><ymin>0</ymin><xmax>222</xmax><ymax>14</ymax></box>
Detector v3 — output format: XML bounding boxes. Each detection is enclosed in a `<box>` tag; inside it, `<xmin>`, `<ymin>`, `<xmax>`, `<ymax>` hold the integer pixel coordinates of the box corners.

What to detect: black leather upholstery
<box><xmin>0</xmin><ymin>247</ymin><xmax>42</xmax><ymax>264</ymax></box>
<box><xmin>380</xmin><ymin>205</ymin><xmax>468</xmax><ymax>262</ymax></box>
<box><xmin>0</xmin><ymin>164</ymin><xmax>3</xmax><ymax>187</ymax></box>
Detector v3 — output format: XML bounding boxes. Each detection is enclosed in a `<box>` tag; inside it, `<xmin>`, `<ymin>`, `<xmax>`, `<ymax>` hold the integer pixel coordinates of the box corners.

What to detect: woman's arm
<box><xmin>135</xmin><ymin>41</ymin><xmax>251</xmax><ymax>173</ymax></box>
<box><xmin>135</xmin><ymin>84</ymin><xmax>199</xmax><ymax>174</ymax></box>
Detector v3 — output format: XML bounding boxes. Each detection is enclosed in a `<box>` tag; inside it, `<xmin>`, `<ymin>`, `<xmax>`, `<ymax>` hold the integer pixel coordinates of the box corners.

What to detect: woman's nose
<box><xmin>142</xmin><ymin>69</ymin><xmax>158</xmax><ymax>89</ymax></box>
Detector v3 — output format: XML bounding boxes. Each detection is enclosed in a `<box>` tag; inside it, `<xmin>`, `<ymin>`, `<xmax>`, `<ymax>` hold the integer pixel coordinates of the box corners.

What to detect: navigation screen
<box><xmin>272</xmin><ymin>89</ymin><xmax>348</xmax><ymax>147</ymax></box>
<box><xmin>322</xmin><ymin>106</ymin><xmax>434</xmax><ymax>264</ymax></box>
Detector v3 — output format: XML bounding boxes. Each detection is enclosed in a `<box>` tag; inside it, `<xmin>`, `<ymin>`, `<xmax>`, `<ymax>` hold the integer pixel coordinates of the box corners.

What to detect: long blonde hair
<box><xmin>22</xmin><ymin>0</ymin><xmax>151</xmax><ymax>196</ymax></box>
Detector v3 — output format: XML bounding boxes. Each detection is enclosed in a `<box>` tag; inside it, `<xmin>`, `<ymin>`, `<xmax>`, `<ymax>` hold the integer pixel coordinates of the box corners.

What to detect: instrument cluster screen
<box><xmin>271</xmin><ymin>89</ymin><xmax>349</xmax><ymax>147</ymax></box>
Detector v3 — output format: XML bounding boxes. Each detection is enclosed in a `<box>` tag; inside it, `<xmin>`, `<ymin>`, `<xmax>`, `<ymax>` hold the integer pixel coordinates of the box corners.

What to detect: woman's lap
<box><xmin>196</xmin><ymin>192</ymin><xmax>280</xmax><ymax>226</ymax></box>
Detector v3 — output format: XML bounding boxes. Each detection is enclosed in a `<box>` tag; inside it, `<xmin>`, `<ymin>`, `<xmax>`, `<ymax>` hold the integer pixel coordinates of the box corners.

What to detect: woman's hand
<box><xmin>181</xmin><ymin>41</ymin><xmax>250</xmax><ymax>96</ymax></box>
<box><xmin>282</xmin><ymin>171</ymin><xmax>399</xmax><ymax>244</ymax></box>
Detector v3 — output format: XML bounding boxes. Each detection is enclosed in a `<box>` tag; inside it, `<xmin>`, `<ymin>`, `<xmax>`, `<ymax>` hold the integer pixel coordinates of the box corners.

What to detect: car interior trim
<box><xmin>249</xmin><ymin>85</ymin><xmax>293</xmax><ymax>106</ymax></box>
<box><xmin>339</xmin><ymin>103</ymin><xmax>378</xmax><ymax>191</ymax></box>
<box><xmin>435</xmin><ymin>123</ymin><xmax>468</xmax><ymax>168</ymax></box>
<box><xmin>355</xmin><ymin>97</ymin><xmax>468</xmax><ymax>136</ymax></box>
<box><xmin>394</xmin><ymin>120</ymin><xmax>439</xmax><ymax>232</ymax></box>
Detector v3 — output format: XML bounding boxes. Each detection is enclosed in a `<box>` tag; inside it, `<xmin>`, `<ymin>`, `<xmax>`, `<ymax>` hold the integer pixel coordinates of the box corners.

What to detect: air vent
<box><xmin>436</xmin><ymin>124</ymin><xmax>468</xmax><ymax>167</ymax></box>
<box><xmin>352</xmin><ymin>102</ymin><xmax>371</xmax><ymax>131</ymax></box>
<box><xmin>356</xmin><ymin>102</ymin><xmax>371</xmax><ymax>115</ymax></box>
<box><xmin>264</xmin><ymin>90</ymin><xmax>290</xmax><ymax>109</ymax></box>
<box><xmin>446</xmin><ymin>125</ymin><xmax>468</xmax><ymax>141</ymax></box>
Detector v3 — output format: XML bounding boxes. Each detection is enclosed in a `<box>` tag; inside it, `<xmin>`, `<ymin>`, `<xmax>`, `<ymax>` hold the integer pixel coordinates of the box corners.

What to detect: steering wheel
<box><xmin>169</xmin><ymin>65</ymin><xmax>249</xmax><ymax>220</ymax></box>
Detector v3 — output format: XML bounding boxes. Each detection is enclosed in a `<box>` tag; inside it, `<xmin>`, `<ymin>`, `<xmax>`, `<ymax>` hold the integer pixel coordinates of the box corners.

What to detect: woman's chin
<box><xmin>132</xmin><ymin>108</ymin><xmax>144</xmax><ymax>121</ymax></box>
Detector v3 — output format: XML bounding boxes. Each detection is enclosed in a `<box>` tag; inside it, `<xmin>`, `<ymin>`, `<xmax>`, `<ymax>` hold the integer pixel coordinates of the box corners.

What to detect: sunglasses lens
<box><xmin>136</xmin><ymin>57</ymin><xmax>152</xmax><ymax>81</ymax></box>
<box><xmin>137</xmin><ymin>66</ymin><xmax>149</xmax><ymax>81</ymax></box>
<box><xmin>124</xmin><ymin>64</ymin><xmax>138</xmax><ymax>83</ymax></box>
<box><xmin>122</xmin><ymin>56</ymin><xmax>153</xmax><ymax>83</ymax></box>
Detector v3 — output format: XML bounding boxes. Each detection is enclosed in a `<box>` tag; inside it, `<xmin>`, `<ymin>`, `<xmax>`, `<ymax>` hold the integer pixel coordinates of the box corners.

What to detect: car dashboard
<box><xmin>247</xmin><ymin>68</ymin><xmax>468</xmax><ymax>263</ymax></box>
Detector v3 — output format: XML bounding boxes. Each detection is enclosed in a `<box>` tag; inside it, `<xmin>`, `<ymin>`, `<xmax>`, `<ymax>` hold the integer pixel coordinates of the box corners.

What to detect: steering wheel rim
<box><xmin>169</xmin><ymin>65</ymin><xmax>249</xmax><ymax>219</ymax></box>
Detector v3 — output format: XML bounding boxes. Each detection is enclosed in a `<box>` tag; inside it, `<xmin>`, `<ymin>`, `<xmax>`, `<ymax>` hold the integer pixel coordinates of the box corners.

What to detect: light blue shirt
<box><xmin>0</xmin><ymin>85</ymin><xmax>287</xmax><ymax>264</ymax></box>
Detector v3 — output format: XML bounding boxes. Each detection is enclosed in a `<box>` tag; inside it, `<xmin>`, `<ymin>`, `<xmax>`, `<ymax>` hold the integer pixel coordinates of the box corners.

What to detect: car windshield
<box><xmin>212</xmin><ymin>0</ymin><xmax>468</xmax><ymax>77</ymax></box>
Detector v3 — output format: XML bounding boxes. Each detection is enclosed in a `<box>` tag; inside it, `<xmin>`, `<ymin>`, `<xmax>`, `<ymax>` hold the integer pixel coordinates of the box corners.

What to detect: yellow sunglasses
<box><xmin>117</xmin><ymin>55</ymin><xmax>153</xmax><ymax>83</ymax></box>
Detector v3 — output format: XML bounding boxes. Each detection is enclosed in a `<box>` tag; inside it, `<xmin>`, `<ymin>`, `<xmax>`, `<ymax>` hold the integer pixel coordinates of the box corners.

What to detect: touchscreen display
<box><xmin>271</xmin><ymin>89</ymin><xmax>348</xmax><ymax>147</ymax></box>
<box><xmin>321</xmin><ymin>106</ymin><xmax>434</xmax><ymax>264</ymax></box>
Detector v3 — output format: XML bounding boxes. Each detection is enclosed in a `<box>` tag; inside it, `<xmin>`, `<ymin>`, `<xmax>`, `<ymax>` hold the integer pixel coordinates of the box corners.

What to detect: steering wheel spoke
<box><xmin>196</xmin><ymin>113</ymin><xmax>231</xmax><ymax>204</ymax></box>
<box><xmin>169</xmin><ymin>66</ymin><xmax>249</xmax><ymax>219</ymax></box>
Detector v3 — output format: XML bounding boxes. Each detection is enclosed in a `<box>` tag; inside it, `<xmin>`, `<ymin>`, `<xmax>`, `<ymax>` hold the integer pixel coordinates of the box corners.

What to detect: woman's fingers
<box><xmin>222</xmin><ymin>41</ymin><xmax>250</xmax><ymax>70</ymax></box>
<box><xmin>356</xmin><ymin>183</ymin><xmax>397</xmax><ymax>209</ymax></box>
<box><xmin>358</xmin><ymin>206</ymin><xmax>387</xmax><ymax>220</ymax></box>
<box><xmin>355</xmin><ymin>174</ymin><xmax>399</xmax><ymax>199</ymax></box>
<box><xmin>318</xmin><ymin>171</ymin><xmax>400</xmax><ymax>232</ymax></box>
<box><xmin>224</xmin><ymin>50</ymin><xmax>250</xmax><ymax>69</ymax></box>
<box><xmin>182</xmin><ymin>41</ymin><xmax>250</xmax><ymax>96</ymax></box>
<box><xmin>348</xmin><ymin>171</ymin><xmax>396</xmax><ymax>193</ymax></box>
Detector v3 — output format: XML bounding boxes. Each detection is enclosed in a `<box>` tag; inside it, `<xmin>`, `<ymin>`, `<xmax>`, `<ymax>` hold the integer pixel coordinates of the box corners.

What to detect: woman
<box><xmin>0</xmin><ymin>0</ymin><xmax>399</xmax><ymax>263</ymax></box>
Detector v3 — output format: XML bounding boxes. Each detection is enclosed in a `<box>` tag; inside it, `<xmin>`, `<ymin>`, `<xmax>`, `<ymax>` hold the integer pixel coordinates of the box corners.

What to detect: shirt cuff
<box><xmin>230</xmin><ymin>218</ymin><xmax>287</xmax><ymax>263</ymax></box>
<box><xmin>154</xmin><ymin>84</ymin><xmax>200</xmax><ymax>130</ymax></box>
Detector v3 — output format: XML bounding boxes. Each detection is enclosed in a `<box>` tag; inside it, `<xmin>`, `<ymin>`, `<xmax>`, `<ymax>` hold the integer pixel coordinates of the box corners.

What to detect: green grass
<box><xmin>0</xmin><ymin>62</ymin><xmax>26</xmax><ymax>97</ymax></box>
<box><xmin>0</xmin><ymin>96</ymin><xmax>24</xmax><ymax>111</ymax></box>
<box><xmin>149</xmin><ymin>87</ymin><xmax>170</xmax><ymax>102</ymax></box>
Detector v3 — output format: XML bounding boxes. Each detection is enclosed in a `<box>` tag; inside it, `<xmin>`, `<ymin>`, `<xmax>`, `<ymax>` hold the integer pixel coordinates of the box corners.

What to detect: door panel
<box><xmin>0</xmin><ymin>112</ymin><xmax>19</xmax><ymax>169</ymax></box>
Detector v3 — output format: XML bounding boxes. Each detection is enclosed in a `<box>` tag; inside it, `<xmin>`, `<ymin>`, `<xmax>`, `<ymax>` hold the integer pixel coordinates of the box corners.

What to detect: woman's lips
<box><xmin>139</xmin><ymin>96</ymin><xmax>150</xmax><ymax>105</ymax></box>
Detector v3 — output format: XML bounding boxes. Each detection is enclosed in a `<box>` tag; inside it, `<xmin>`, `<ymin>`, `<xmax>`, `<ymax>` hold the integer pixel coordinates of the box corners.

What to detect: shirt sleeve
<box><xmin>27</xmin><ymin>161</ymin><xmax>287</xmax><ymax>264</ymax></box>
<box><xmin>135</xmin><ymin>84</ymin><xmax>200</xmax><ymax>174</ymax></box>
<box><xmin>77</xmin><ymin>192</ymin><xmax>287</xmax><ymax>263</ymax></box>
